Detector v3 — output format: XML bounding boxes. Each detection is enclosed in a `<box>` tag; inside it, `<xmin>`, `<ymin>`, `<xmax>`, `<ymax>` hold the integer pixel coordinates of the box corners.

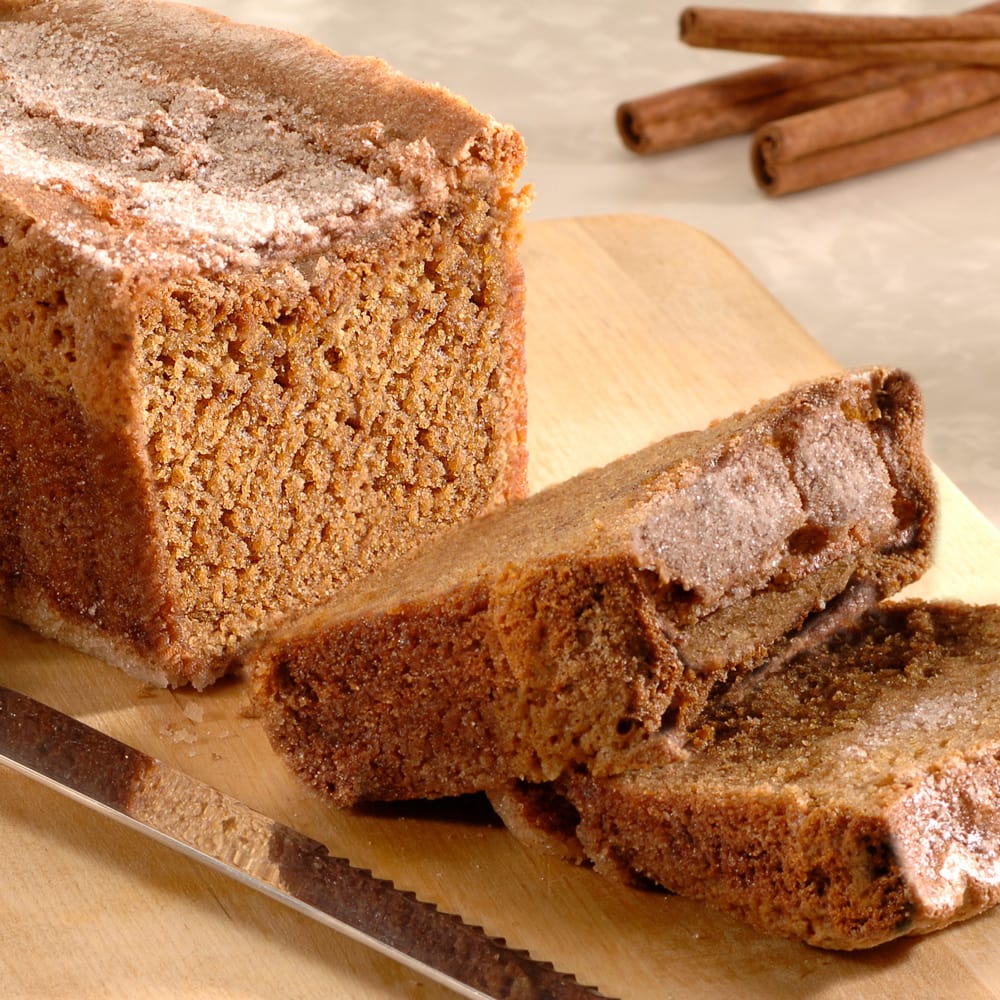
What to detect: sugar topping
<box><xmin>0</xmin><ymin>19</ymin><xmax>422</xmax><ymax>273</ymax></box>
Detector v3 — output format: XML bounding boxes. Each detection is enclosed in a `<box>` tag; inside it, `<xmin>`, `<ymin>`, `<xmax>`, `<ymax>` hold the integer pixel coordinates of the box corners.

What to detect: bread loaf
<box><xmin>0</xmin><ymin>0</ymin><xmax>529</xmax><ymax>687</ymax></box>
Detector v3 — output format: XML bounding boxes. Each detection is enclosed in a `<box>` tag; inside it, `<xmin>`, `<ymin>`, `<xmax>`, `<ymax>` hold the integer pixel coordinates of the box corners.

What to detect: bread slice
<box><xmin>0</xmin><ymin>0</ymin><xmax>529</xmax><ymax>687</ymax></box>
<box><xmin>250</xmin><ymin>367</ymin><xmax>936</xmax><ymax>805</ymax></box>
<box><xmin>505</xmin><ymin>601</ymin><xmax>1000</xmax><ymax>950</ymax></box>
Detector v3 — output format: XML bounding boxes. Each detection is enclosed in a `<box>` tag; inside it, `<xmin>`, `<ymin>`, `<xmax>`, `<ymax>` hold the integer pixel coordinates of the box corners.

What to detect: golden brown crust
<box><xmin>0</xmin><ymin>1</ymin><xmax>528</xmax><ymax>283</ymax></box>
<box><xmin>250</xmin><ymin>367</ymin><xmax>936</xmax><ymax>804</ymax></box>
<box><xmin>0</xmin><ymin>369</ymin><xmax>188</xmax><ymax>684</ymax></box>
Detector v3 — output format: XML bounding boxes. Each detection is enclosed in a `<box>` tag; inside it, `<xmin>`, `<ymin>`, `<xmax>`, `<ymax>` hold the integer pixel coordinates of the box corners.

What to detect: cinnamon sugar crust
<box><xmin>0</xmin><ymin>3</ymin><xmax>499</xmax><ymax>276</ymax></box>
<box><xmin>250</xmin><ymin>368</ymin><xmax>936</xmax><ymax>804</ymax></box>
<box><xmin>0</xmin><ymin>0</ymin><xmax>529</xmax><ymax>687</ymax></box>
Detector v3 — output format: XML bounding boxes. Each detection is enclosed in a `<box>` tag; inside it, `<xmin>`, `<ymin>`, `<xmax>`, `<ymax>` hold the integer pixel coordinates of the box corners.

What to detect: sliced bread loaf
<box><xmin>251</xmin><ymin>367</ymin><xmax>936</xmax><ymax>804</ymax></box>
<box><xmin>497</xmin><ymin>601</ymin><xmax>1000</xmax><ymax>949</ymax></box>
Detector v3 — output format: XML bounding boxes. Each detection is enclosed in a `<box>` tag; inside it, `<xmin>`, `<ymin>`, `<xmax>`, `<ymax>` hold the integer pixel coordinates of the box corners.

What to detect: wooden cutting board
<box><xmin>3</xmin><ymin>215</ymin><xmax>1000</xmax><ymax>1000</ymax></box>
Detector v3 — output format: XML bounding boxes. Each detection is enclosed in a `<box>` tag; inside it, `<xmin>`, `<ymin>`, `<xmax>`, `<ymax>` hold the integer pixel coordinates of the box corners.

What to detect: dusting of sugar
<box><xmin>0</xmin><ymin>19</ymin><xmax>419</xmax><ymax>273</ymax></box>
<box><xmin>879</xmin><ymin>688</ymin><xmax>979</xmax><ymax>737</ymax></box>
<box><xmin>896</xmin><ymin>764</ymin><xmax>1000</xmax><ymax>916</ymax></box>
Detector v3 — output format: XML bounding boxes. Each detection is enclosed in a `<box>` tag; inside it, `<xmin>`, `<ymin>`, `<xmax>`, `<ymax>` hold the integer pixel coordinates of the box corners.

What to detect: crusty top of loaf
<box><xmin>0</xmin><ymin>0</ymin><xmax>522</xmax><ymax>275</ymax></box>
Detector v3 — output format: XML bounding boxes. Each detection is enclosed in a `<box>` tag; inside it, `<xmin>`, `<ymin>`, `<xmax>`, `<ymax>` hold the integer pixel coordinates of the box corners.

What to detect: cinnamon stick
<box><xmin>617</xmin><ymin>58</ymin><xmax>936</xmax><ymax>154</ymax></box>
<box><xmin>680</xmin><ymin>6</ymin><xmax>1000</xmax><ymax>65</ymax></box>
<box><xmin>619</xmin><ymin>1</ymin><xmax>1000</xmax><ymax>154</ymax></box>
<box><xmin>751</xmin><ymin>66</ymin><xmax>1000</xmax><ymax>196</ymax></box>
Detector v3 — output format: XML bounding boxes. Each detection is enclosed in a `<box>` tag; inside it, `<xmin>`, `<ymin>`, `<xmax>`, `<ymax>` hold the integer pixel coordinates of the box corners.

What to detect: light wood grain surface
<box><xmin>2</xmin><ymin>216</ymin><xmax>999</xmax><ymax>999</ymax></box>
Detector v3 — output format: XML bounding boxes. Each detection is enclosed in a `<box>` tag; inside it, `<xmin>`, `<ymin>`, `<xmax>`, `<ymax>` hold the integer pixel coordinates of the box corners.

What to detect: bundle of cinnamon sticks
<box><xmin>618</xmin><ymin>3</ymin><xmax>1000</xmax><ymax>195</ymax></box>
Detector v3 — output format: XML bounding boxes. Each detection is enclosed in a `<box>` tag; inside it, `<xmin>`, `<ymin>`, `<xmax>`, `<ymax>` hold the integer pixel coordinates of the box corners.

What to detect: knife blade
<box><xmin>0</xmin><ymin>686</ymin><xmax>612</xmax><ymax>1000</ymax></box>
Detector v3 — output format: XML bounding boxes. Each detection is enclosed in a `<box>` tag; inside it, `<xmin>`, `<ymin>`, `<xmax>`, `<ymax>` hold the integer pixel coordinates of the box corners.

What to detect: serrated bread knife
<box><xmin>0</xmin><ymin>686</ymin><xmax>612</xmax><ymax>1000</ymax></box>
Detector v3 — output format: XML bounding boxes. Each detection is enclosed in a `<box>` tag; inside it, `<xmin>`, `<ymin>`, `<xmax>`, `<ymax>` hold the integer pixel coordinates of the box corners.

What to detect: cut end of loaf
<box><xmin>138</xmin><ymin>199</ymin><xmax>527</xmax><ymax>675</ymax></box>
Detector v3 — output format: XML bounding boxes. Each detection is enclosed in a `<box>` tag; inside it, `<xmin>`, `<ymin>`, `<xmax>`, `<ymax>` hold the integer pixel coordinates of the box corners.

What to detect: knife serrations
<box><xmin>267</xmin><ymin>827</ymin><xmax>603</xmax><ymax>1000</ymax></box>
<box><xmin>0</xmin><ymin>687</ymin><xmax>614</xmax><ymax>1000</ymax></box>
